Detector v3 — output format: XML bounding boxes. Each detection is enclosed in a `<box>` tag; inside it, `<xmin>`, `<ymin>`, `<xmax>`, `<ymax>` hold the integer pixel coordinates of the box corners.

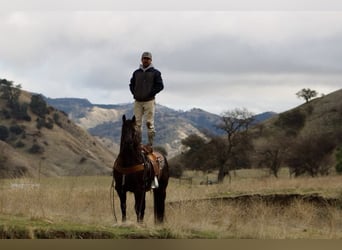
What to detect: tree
<box><xmin>180</xmin><ymin>134</ymin><xmax>209</xmax><ymax>171</ymax></box>
<box><xmin>181</xmin><ymin>134</ymin><xmax>206</xmax><ymax>151</ymax></box>
<box><xmin>258</xmin><ymin>134</ymin><xmax>291</xmax><ymax>178</ymax></box>
<box><xmin>336</xmin><ymin>146</ymin><xmax>342</xmax><ymax>174</ymax></box>
<box><xmin>30</xmin><ymin>94</ymin><xmax>48</xmax><ymax>117</ymax></box>
<box><xmin>286</xmin><ymin>133</ymin><xmax>336</xmax><ymax>177</ymax></box>
<box><xmin>216</xmin><ymin>108</ymin><xmax>254</xmax><ymax>182</ymax></box>
<box><xmin>0</xmin><ymin>78</ymin><xmax>30</xmax><ymax>120</ymax></box>
<box><xmin>296</xmin><ymin>88</ymin><xmax>318</xmax><ymax>103</ymax></box>
<box><xmin>0</xmin><ymin>78</ymin><xmax>21</xmax><ymax>109</ymax></box>
<box><xmin>274</xmin><ymin>109</ymin><xmax>306</xmax><ymax>137</ymax></box>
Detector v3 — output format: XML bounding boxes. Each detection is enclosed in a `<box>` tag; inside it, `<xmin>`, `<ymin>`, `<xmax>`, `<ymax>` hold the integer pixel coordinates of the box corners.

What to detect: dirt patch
<box><xmin>168</xmin><ymin>193</ymin><xmax>342</xmax><ymax>208</ymax></box>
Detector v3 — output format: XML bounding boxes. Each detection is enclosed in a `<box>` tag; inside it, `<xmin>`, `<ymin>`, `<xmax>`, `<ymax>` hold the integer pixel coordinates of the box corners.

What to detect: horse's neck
<box><xmin>120</xmin><ymin>146</ymin><xmax>143</xmax><ymax>166</ymax></box>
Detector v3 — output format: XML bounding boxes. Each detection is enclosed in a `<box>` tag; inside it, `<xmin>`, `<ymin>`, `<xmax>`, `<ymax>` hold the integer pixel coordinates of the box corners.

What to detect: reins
<box><xmin>110</xmin><ymin>177</ymin><xmax>118</xmax><ymax>223</ymax></box>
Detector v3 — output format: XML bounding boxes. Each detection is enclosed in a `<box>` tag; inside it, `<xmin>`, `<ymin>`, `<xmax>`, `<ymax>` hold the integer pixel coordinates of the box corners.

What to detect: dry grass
<box><xmin>1</xmin><ymin>169</ymin><xmax>342</xmax><ymax>238</ymax></box>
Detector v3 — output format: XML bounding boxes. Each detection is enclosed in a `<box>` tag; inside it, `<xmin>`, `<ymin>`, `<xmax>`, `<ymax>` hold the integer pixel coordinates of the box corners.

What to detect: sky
<box><xmin>1</xmin><ymin>1</ymin><xmax>342</xmax><ymax>115</ymax></box>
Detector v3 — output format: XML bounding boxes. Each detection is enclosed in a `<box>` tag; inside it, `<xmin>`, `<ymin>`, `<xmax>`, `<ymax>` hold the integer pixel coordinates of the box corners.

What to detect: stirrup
<box><xmin>151</xmin><ymin>176</ymin><xmax>159</xmax><ymax>189</ymax></box>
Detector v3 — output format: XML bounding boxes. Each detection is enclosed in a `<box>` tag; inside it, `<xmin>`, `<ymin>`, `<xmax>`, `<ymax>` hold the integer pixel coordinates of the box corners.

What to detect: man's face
<box><xmin>141</xmin><ymin>57</ymin><xmax>152</xmax><ymax>68</ymax></box>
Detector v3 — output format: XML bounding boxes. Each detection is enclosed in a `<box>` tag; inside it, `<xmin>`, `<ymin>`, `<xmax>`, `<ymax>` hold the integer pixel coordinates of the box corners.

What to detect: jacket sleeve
<box><xmin>129</xmin><ymin>72</ymin><xmax>135</xmax><ymax>95</ymax></box>
<box><xmin>151</xmin><ymin>70</ymin><xmax>164</xmax><ymax>96</ymax></box>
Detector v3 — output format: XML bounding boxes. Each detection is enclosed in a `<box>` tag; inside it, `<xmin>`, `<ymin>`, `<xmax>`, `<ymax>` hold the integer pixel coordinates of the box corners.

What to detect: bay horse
<box><xmin>113</xmin><ymin>115</ymin><xmax>169</xmax><ymax>224</ymax></box>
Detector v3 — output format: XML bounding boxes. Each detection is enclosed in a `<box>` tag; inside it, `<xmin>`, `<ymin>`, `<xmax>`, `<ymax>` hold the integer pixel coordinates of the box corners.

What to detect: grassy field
<box><xmin>0</xmin><ymin>169</ymin><xmax>342</xmax><ymax>239</ymax></box>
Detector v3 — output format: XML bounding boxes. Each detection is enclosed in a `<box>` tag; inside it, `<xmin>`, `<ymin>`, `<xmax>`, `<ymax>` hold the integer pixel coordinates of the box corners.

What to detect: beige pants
<box><xmin>133</xmin><ymin>99</ymin><xmax>155</xmax><ymax>145</ymax></box>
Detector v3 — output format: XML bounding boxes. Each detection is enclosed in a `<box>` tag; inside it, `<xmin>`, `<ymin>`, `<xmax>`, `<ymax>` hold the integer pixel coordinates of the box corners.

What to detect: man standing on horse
<box><xmin>129</xmin><ymin>51</ymin><xmax>164</xmax><ymax>146</ymax></box>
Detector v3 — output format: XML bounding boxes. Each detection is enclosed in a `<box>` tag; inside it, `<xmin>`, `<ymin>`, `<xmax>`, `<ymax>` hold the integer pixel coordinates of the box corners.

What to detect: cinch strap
<box><xmin>114</xmin><ymin>163</ymin><xmax>144</xmax><ymax>174</ymax></box>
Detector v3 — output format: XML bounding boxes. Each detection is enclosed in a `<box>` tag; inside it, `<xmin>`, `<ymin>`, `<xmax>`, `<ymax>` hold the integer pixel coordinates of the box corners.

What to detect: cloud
<box><xmin>0</xmin><ymin>11</ymin><xmax>341</xmax><ymax>114</ymax></box>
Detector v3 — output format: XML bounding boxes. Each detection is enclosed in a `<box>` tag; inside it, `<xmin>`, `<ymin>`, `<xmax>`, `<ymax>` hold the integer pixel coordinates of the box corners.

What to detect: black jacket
<box><xmin>129</xmin><ymin>65</ymin><xmax>164</xmax><ymax>102</ymax></box>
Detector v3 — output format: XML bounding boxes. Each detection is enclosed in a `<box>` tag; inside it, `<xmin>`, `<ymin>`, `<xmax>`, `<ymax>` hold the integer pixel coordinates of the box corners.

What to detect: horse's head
<box><xmin>120</xmin><ymin>115</ymin><xmax>141</xmax><ymax>152</ymax></box>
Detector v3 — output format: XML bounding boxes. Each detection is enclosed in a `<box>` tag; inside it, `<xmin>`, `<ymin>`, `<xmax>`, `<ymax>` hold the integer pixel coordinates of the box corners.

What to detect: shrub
<box><xmin>1</xmin><ymin>109</ymin><xmax>11</xmax><ymax>119</ymax></box>
<box><xmin>169</xmin><ymin>162</ymin><xmax>183</xmax><ymax>178</ymax></box>
<box><xmin>30</xmin><ymin>94</ymin><xmax>48</xmax><ymax>117</ymax></box>
<box><xmin>53</xmin><ymin>112</ymin><xmax>62</xmax><ymax>127</ymax></box>
<box><xmin>28</xmin><ymin>143</ymin><xmax>44</xmax><ymax>154</ymax></box>
<box><xmin>286</xmin><ymin>133</ymin><xmax>336</xmax><ymax>177</ymax></box>
<box><xmin>15</xmin><ymin>140</ymin><xmax>25</xmax><ymax>148</ymax></box>
<box><xmin>10</xmin><ymin>124</ymin><xmax>24</xmax><ymax>135</ymax></box>
<box><xmin>0</xmin><ymin>125</ymin><xmax>9</xmax><ymax>141</ymax></box>
<box><xmin>36</xmin><ymin>117</ymin><xmax>45</xmax><ymax>129</ymax></box>
<box><xmin>45</xmin><ymin>118</ymin><xmax>54</xmax><ymax>129</ymax></box>
<box><xmin>336</xmin><ymin>146</ymin><xmax>342</xmax><ymax>174</ymax></box>
<box><xmin>12</xmin><ymin>102</ymin><xmax>31</xmax><ymax>121</ymax></box>
<box><xmin>275</xmin><ymin>109</ymin><xmax>306</xmax><ymax>136</ymax></box>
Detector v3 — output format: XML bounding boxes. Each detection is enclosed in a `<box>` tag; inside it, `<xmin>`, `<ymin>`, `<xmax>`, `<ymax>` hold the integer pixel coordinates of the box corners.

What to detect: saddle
<box><xmin>114</xmin><ymin>144</ymin><xmax>164</xmax><ymax>179</ymax></box>
<box><xmin>141</xmin><ymin>144</ymin><xmax>164</xmax><ymax>178</ymax></box>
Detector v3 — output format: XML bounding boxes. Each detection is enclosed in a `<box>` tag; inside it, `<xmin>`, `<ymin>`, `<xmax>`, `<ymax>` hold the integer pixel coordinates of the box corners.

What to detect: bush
<box><xmin>1</xmin><ymin>109</ymin><xmax>11</xmax><ymax>119</ymax></box>
<box><xmin>336</xmin><ymin>146</ymin><xmax>342</xmax><ymax>174</ymax></box>
<box><xmin>275</xmin><ymin>109</ymin><xmax>306</xmax><ymax>136</ymax></box>
<box><xmin>36</xmin><ymin>117</ymin><xmax>45</xmax><ymax>129</ymax></box>
<box><xmin>0</xmin><ymin>125</ymin><xmax>9</xmax><ymax>141</ymax></box>
<box><xmin>36</xmin><ymin>117</ymin><xmax>54</xmax><ymax>130</ymax></box>
<box><xmin>28</xmin><ymin>143</ymin><xmax>44</xmax><ymax>154</ymax></box>
<box><xmin>44</xmin><ymin>118</ymin><xmax>54</xmax><ymax>129</ymax></box>
<box><xmin>12</xmin><ymin>102</ymin><xmax>31</xmax><ymax>121</ymax></box>
<box><xmin>53</xmin><ymin>112</ymin><xmax>62</xmax><ymax>127</ymax></box>
<box><xmin>15</xmin><ymin>140</ymin><xmax>25</xmax><ymax>148</ymax></box>
<box><xmin>286</xmin><ymin>133</ymin><xmax>336</xmax><ymax>177</ymax></box>
<box><xmin>169</xmin><ymin>162</ymin><xmax>183</xmax><ymax>178</ymax></box>
<box><xmin>10</xmin><ymin>124</ymin><xmax>24</xmax><ymax>135</ymax></box>
<box><xmin>30</xmin><ymin>94</ymin><xmax>48</xmax><ymax>117</ymax></box>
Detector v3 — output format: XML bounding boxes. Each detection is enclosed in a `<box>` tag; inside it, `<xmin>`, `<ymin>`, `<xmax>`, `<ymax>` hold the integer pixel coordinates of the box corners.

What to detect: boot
<box><xmin>148</xmin><ymin>131</ymin><xmax>155</xmax><ymax>146</ymax></box>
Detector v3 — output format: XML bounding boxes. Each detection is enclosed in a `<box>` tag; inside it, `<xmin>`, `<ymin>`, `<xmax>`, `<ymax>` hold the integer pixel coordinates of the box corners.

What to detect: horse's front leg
<box><xmin>134</xmin><ymin>191</ymin><xmax>146</xmax><ymax>223</ymax></box>
<box><xmin>117</xmin><ymin>190</ymin><xmax>127</xmax><ymax>222</ymax></box>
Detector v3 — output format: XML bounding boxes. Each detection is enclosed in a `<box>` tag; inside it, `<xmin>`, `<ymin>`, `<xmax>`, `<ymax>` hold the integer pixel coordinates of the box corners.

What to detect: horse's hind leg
<box><xmin>117</xmin><ymin>190</ymin><xmax>127</xmax><ymax>222</ymax></box>
<box><xmin>153</xmin><ymin>188</ymin><xmax>166</xmax><ymax>224</ymax></box>
<box><xmin>134</xmin><ymin>191</ymin><xmax>146</xmax><ymax>223</ymax></box>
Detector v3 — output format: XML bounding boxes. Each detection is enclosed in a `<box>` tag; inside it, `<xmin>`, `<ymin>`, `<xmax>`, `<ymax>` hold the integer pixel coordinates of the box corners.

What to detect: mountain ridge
<box><xmin>45</xmin><ymin>98</ymin><xmax>276</xmax><ymax>157</ymax></box>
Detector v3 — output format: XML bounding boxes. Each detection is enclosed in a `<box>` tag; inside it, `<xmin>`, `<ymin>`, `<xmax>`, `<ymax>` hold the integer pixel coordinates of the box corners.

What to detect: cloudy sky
<box><xmin>1</xmin><ymin>2</ymin><xmax>342</xmax><ymax>114</ymax></box>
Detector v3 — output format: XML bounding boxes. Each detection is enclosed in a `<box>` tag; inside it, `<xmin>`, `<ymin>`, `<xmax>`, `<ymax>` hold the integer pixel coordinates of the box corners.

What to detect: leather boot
<box><xmin>148</xmin><ymin>131</ymin><xmax>155</xmax><ymax>146</ymax></box>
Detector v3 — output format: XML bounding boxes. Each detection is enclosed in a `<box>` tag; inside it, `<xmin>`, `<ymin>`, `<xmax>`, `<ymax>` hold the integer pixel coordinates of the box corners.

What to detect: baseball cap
<box><xmin>141</xmin><ymin>52</ymin><xmax>152</xmax><ymax>59</ymax></box>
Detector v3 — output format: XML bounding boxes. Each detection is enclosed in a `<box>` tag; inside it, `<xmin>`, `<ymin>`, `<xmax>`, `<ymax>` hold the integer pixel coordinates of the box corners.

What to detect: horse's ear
<box><xmin>122</xmin><ymin>115</ymin><xmax>126</xmax><ymax>123</ymax></box>
<box><xmin>132</xmin><ymin>115</ymin><xmax>136</xmax><ymax>123</ymax></box>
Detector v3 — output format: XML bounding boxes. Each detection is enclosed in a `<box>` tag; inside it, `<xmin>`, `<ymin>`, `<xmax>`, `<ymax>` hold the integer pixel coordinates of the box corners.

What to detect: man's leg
<box><xmin>133</xmin><ymin>101</ymin><xmax>144</xmax><ymax>142</ymax></box>
<box><xmin>145</xmin><ymin>100</ymin><xmax>156</xmax><ymax>146</ymax></box>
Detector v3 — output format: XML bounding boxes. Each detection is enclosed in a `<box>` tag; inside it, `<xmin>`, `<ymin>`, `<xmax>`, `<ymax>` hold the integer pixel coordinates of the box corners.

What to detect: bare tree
<box><xmin>257</xmin><ymin>134</ymin><xmax>292</xmax><ymax>178</ymax></box>
<box><xmin>216</xmin><ymin>108</ymin><xmax>254</xmax><ymax>183</ymax></box>
<box><xmin>296</xmin><ymin>88</ymin><xmax>318</xmax><ymax>103</ymax></box>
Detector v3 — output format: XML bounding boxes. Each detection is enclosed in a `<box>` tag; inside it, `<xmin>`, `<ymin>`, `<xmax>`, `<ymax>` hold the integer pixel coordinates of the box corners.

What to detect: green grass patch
<box><xmin>0</xmin><ymin>214</ymin><xmax>215</xmax><ymax>239</ymax></box>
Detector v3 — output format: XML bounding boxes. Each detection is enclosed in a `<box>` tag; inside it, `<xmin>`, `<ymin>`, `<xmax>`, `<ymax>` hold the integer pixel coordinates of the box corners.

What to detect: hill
<box><xmin>0</xmin><ymin>81</ymin><xmax>115</xmax><ymax>178</ymax></box>
<box><xmin>260</xmin><ymin>88</ymin><xmax>342</xmax><ymax>137</ymax></box>
<box><xmin>171</xmin><ymin>88</ymin><xmax>342</xmax><ymax>178</ymax></box>
<box><xmin>46</xmin><ymin>98</ymin><xmax>276</xmax><ymax>157</ymax></box>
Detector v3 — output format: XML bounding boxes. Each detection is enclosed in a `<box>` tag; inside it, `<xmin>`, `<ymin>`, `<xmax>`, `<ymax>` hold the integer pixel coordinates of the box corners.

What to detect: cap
<box><xmin>141</xmin><ymin>52</ymin><xmax>152</xmax><ymax>59</ymax></box>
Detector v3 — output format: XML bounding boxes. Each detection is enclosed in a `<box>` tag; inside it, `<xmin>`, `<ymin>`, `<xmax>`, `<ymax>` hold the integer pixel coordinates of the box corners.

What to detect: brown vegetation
<box><xmin>1</xmin><ymin>170</ymin><xmax>342</xmax><ymax>238</ymax></box>
<box><xmin>173</xmin><ymin>88</ymin><xmax>342</xmax><ymax>180</ymax></box>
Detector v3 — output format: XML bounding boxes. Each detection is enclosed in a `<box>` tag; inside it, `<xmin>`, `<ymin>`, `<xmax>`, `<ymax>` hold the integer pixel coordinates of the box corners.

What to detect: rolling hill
<box><xmin>0</xmin><ymin>85</ymin><xmax>115</xmax><ymax>178</ymax></box>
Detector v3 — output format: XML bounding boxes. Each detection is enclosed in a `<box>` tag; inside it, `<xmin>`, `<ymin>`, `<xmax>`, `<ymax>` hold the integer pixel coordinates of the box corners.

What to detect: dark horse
<box><xmin>113</xmin><ymin>115</ymin><xmax>169</xmax><ymax>223</ymax></box>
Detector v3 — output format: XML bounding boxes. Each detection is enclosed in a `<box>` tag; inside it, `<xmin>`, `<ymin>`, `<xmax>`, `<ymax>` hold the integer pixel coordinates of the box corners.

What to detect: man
<box><xmin>129</xmin><ymin>51</ymin><xmax>164</xmax><ymax>146</ymax></box>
